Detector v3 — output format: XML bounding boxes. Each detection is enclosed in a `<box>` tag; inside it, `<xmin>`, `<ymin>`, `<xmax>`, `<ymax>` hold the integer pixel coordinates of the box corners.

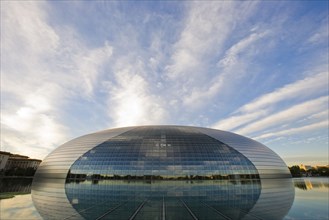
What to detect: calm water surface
<box><xmin>284</xmin><ymin>178</ymin><xmax>329</xmax><ymax>220</ymax></box>
<box><xmin>0</xmin><ymin>177</ymin><xmax>328</xmax><ymax>220</ymax></box>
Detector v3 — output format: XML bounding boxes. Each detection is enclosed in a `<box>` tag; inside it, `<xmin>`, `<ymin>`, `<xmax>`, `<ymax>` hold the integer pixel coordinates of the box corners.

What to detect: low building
<box><xmin>5</xmin><ymin>157</ymin><xmax>42</xmax><ymax>170</ymax></box>
<box><xmin>0</xmin><ymin>151</ymin><xmax>11</xmax><ymax>171</ymax></box>
<box><xmin>0</xmin><ymin>151</ymin><xmax>42</xmax><ymax>171</ymax></box>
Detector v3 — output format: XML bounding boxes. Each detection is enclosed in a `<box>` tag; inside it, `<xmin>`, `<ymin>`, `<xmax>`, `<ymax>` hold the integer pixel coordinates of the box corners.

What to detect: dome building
<box><xmin>32</xmin><ymin>126</ymin><xmax>293</xmax><ymax>219</ymax></box>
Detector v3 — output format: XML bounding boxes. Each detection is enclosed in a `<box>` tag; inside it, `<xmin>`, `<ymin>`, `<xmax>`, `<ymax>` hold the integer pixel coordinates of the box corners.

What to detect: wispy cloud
<box><xmin>306</xmin><ymin>17</ymin><xmax>329</xmax><ymax>45</ymax></box>
<box><xmin>218</xmin><ymin>31</ymin><xmax>269</xmax><ymax>68</ymax></box>
<box><xmin>212</xmin><ymin>71</ymin><xmax>328</xmax><ymax>132</ymax></box>
<box><xmin>183</xmin><ymin>30</ymin><xmax>269</xmax><ymax>108</ymax></box>
<box><xmin>307</xmin><ymin>110</ymin><xmax>328</xmax><ymax>120</ymax></box>
<box><xmin>237</xmin><ymin>71</ymin><xmax>328</xmax><ymax>114</ymax></box>
<box><xmin>166</xmin><ymin>2</ymin><xmax>239</xmax><ymax>80</ymax></box>
<box><xmin>235</xmin><ymin>96</ymin><xmax>328</xmax><ymax>136</ymax></box>
<box><xmin>165</xmin><ymin>2</ymin><xmax>261</xmax><ymax>109</ymax></box>
<box><xmin>254</xmin><ymin>120</ymin><xmax>328</xmax><ymax>140</ymax></box>
<box><xmin>212</xmin><ymin>110</ymin><xmax>268</xmax><ymax>131</ymax></box>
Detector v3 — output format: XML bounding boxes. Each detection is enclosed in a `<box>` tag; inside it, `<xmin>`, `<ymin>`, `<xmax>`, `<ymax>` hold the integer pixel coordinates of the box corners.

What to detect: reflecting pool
<box><xmin>0</xmin><ymin>178</ymin><xmax>42</xmax><ymax>219</ymax></box>
<box><xmin>284</xmin><ymin>178</ymin><xmax>329</xmax><ymax>220</ymax></box>
<box><xmin>0</xmin><ymin>177</ymin><xmax>328</xmax><ymax>219</ymax></box>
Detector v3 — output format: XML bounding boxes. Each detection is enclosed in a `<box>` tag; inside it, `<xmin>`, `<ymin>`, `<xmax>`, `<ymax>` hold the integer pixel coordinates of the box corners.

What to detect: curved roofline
<box><xmin>34</xmin><ymin>125</ymin><xmax>291</xmax><ymax>181</ymax></box>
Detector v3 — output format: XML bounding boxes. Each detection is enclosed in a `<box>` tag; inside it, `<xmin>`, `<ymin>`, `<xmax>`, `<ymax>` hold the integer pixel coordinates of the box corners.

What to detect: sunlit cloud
<box><xmin>106</xmin><ymin>66</ymin><xmax>167</xmax><ymax>127</ymax></box>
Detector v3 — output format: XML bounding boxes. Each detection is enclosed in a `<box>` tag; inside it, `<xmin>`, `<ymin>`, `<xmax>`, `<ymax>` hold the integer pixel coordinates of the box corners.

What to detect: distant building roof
<box><xmin>0</xmin><ymin>151</ymin><xmax>12</xmax><ymax>156</ymax></box>
<box><xmin>8</xmin><ymin>157</ymin><xmax>42</xmax><ymax>162</ymax></box>
<box><xmin>0</xmin><ymin>151</ymin><xmax>42</xmax><ymax>161</ymax></box>
<box><xmin>10</xmin><ymin>154</ymin><xmax>29</xmax><ymax>159</ymax></box>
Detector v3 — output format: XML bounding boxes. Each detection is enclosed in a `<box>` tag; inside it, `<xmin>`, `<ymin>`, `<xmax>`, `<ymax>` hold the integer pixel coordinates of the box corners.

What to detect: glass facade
<box><xmin>67</xmin><ymin>127</ymin><xmax>259</xmax><ymax>181</ymax></box>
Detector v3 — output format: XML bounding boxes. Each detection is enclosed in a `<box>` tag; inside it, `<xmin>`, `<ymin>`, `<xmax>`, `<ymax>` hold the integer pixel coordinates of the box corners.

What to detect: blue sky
<box><xmin>1</xmin><ymin>1</ymin><xmax>328</xmax><ymax>166</ymax></box>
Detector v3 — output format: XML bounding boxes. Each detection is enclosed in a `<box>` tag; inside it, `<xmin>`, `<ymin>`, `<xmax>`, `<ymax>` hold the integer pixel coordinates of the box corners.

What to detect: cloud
<box><xmin>166</xmin><ymin>2</ymin><xmax>238</xmax><ymax>80</ymax></box>
<box><xmin>164</xmin><ymin>1</ymin><xmax>262</xmax><ymax>110</ymax></box>
<box><xmin>307</xmin><ymin>110</ymin><xmax>328</xmax><ymax>120</ymax></box>
<box><xmin>1</xmin><ymin>2</ymin><xmax>113</xmax><ymax>158</ymax></box>
<box><xmin>86</xmin><ymin>6</ymin><xmax>175</xmax><ymax>128</ymax></box>
<box><xmin>105</xmin><ymin>64</ymin><xmax>167</xmax><ymax>127</ymax></box>
<box><xmin>183</xmin><ymin>30</ymin><xmax>269</xmax><ymax>108</ymax></box>
<box><xmin>212</xmin><ymin>71</ymin><xmax>328</xmax><ymax>131</ymax></box>
<box><xmin>212</xmin><ymin>110</ymin><xmax>267</xmax><ymax>131</ymax></box>
<box><xmin>237</xmin><ymin>71</ymin><xmax>328</xmax><ymax>113</ymax></box>
<box><xmin>218</xmin><ymin>31</ymin><xmax>269</xmax><ymax>68</ymax></box>
<box><xmin>71</xmin><ymin>42</ymin><xmax>113</xmax><ymax>98</ymax></box>
<box><xmin>235</xmin><ymin>96</ymin><xmax>328</xmax><ymax>136</ymax></box>
<box><xmin>2</xmin><ymin>2</ymin><xmax>66</xmax><ymax>158</ymax></box>
<box><xmin>254</xmin><ymin>120</ymin><xmax>328</xmax><ymax>140</ymax></box>
<box><xmin>87</xmin><ymin>2</ymin><xmax>263</xmax><ymax>127</ymax></box>
<box><xmin>306</xmin><ymin>18</ymin><xmax>329</xmax><ymax>45</ymax></box>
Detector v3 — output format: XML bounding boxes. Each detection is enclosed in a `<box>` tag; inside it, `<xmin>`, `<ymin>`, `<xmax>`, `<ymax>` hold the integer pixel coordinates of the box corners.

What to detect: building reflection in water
<box><xmin>32</xmin><ymin>178</ymin><xmax>294</xmax><ymax>220</ymax></box>
<box><xmin>294</xmin><ymin>178</ymin><xmax>329</xmax><ymax>191</ymax></box>
<box><xmin>0</xmin><ymin>178</ymin><xmax>32</xmax><ymax>193</ymax></box>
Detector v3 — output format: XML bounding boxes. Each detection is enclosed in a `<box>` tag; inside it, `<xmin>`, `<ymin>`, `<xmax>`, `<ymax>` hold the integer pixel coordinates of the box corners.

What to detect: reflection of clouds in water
<box><xmin>0</xmin><ymin>194</ymin><xmax>42</xmax><ymax>219</ymax></box>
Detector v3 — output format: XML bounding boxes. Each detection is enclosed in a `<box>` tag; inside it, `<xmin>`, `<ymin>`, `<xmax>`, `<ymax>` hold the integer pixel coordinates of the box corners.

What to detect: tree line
<box><xmin>289</xmin><ymin>165</ymin><xmax>329</xmax><ymax>177</ymax></box>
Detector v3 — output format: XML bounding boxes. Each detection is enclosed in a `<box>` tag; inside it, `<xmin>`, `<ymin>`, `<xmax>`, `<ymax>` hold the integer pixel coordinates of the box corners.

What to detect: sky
<box><xmin>1</xmin><ymin>1</ymin><xmax>328</xmax><ymax>166</ymax></box>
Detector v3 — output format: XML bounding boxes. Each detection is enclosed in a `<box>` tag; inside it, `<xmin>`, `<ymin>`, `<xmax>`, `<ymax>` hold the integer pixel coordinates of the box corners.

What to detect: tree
<box><xmin>289</xmin><ymin>165</ymin><xmax>302</xmax><ymax>177</ymax></box>
<box><xmin>317</xmin><ymin>167</ymin><xmax>329</xmax><ymax>176</ymax></box>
